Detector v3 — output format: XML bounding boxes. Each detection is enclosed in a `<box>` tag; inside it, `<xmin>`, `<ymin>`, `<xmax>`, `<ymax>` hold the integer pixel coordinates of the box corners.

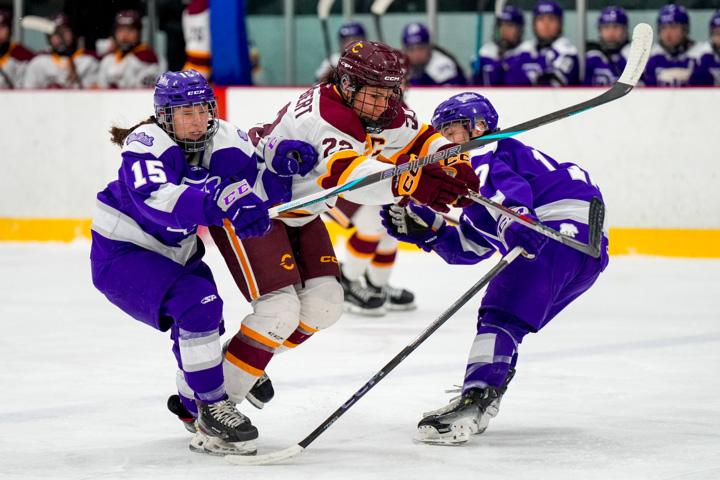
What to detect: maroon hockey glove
<box><xmin>439</xmin><ymin>153</ymin><xmax>479</xmax><ymax>208</ymax></box>
<box><xmin>496</xmin><ymin>206</ymin><xmax>548</xmax><ymax>258</ymax></box>
<box><xmin>391</xmin><ymin>154</ymin><xmax>469</xmax><ymax>213</ymax></box>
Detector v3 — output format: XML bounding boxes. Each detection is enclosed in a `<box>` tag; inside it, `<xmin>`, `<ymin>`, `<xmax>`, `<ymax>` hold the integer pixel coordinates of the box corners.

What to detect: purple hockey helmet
<box><xmin>710</xmin><ymin>10</ymin><xmax>720</xmax><ymax>32</ymax></box>
<box><xmin>657</xmin><ymin>4</ymin><xmax>689</xmax><ymax>27</ymax></box>
<box><xmin>431</xmin><ymin>92</ymin><xmax>499</xmax><ymax>137</ymax></box>
<box><xmin>533</xmin><ymin>0</ymin><xmax>563</xmax><ymax>20</ymax></box>
<box><xmin>154</xmin><ymin>69</ymin><xmax>219</xmax><ymax>152</ymax></box>
<box><xmin>339</xmin><ymin>22</ymin><xmax>366</xmax><ymax>40</ymax></box>
<box><xmin>498</xmin><ymin>6</ymin><xmax>525</xmax><ymax>27</ymax></box>
<box><xmin>598</xmin><ymin>6</ymin><xmax>628</xmax><ymax>27</ymax></box>
<box><xmin>402</xmin><ymin>22</ymin><xmax>430</xmax><ymax>46</ymax></box>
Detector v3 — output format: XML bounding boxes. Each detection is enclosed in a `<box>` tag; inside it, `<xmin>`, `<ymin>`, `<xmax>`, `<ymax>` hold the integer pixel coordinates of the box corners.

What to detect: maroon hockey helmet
<box><xmin>49</xmin><ymin>13</ymin><xmax>72</xmax><ymax>31</ymax></box>
<box><xmin>114</xmin><ymin>10</ymin><xmax>142</xmax><ymax>32</ymax></box>
<box><xmin>0</xmin><ymin>9</ymin><xmax>12</xmax><ymax>30</ymax></box>
<box><xmin>336</xmin><ymin>41</ymin><xmax>404</xmax><ymax>133</ymax></box>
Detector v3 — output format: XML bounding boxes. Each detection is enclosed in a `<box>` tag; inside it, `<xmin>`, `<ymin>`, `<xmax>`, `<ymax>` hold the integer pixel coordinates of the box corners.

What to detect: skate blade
<box><xmin>413</xmin><ymin>426</ymin><xmax>471</xmax><ymax>446</ymax></box>
<box><xmin>245</xmin><ymin>393</ymin><xmax>265</xmax><ymax>410</ymax></box>
<box><xmin>189</xmin><ymin>432</ymin><xmax>257</xmax><ymax>456</ymax></box>
<box><xmin>343</xmin><ymin>303</ymin><xmax>386</xmax><ymax>317</ymax></box>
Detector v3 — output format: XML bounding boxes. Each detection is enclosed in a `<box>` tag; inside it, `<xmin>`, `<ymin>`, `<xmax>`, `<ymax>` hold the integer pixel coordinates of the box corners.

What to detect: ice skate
<box><xmin>193</xmin><ymin>395</ymin><xmax>258</xmax><ymax>455</ymax></box>
<box><xmin>246</xmin><ymin>371</ymin><xmax>274</xmax><ymax>410</ymax></box>
<box><xmin>365</xmin><ymin>274</ymin><xmax>416</xmax><ymax>311</ymax></box>
<box><xmin>167</xmin><ymin>394</ymin><xmax>197</xmax><ymax>434</ymax></box>
<box><xmin>414</xmin><ymin>386</ymin><xmax>502</xmax><ymax>445</ymax></box>
<box><xmin>340</xmin><ymin>272</ymin><xmax>386</xmax><ymax>316</ymax></box>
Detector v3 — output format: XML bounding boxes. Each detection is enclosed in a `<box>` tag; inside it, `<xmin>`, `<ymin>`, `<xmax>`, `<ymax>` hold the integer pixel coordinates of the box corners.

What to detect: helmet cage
<box><xmin>156</xmin><ymin>100</ymin><xmax>219</xmax><ymax>153</ymax></box>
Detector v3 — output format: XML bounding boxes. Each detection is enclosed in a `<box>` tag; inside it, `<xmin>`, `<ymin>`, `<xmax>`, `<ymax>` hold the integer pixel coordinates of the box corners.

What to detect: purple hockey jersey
<box><xmin>689</xmin><ymin>41</ymin><xmax>720</xmax><ymax>86</ymax></box>
<box><xmin>643</xmin><ymin>42</ymin><xmax>705</xmax><ymax>87</ymax></box>
<box><xmin>504</xmin><ymin>37</ymin><xmax>580</xmax><ymax>86</ymax></box>
<box><xmin>584</xmin><ymin>42</ymin><xmax>631</xmax><ymax>86</ymax></box>
<box><xmin>429</xmin><ymin>138</ymin><xmax>609</xmax><ymax>269</ymax></box>
<box><xmin>91</xmin><ymin>119</ymin><xmax>259</xmax><ymax>265</ymax></box>
<box><xmin>409</xmin><ymin>48</ymin><xmax>467</xmax><ymax>87</ymax></box>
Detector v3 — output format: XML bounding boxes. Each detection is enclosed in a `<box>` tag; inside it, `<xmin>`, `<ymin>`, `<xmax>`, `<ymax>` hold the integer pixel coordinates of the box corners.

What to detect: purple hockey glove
<box><xmin>496</xmin><ymin>206</ymin><xmax>548</xmax><ymax>258</ymax></box>
<box><xmin>381</xmin><ymin>202</ymin><xmax>446</xmax><ymax>252</ymax></box>
<box><xmin>265</xmin><ymin>137</ymin><xmax>318</xmax><ymax>177</ymax></box>
<box><xmin>213</xmin><ymin>179</ymin><xmax>272</xmax><ymax>239</ymax></box>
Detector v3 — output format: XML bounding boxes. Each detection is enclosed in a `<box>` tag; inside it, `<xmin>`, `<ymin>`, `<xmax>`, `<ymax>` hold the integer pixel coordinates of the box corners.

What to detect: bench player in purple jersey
<box><xmin>690</xmin><ymin>11</ymin><xmax>720</xmax><ymax>86</ymax></box>
<box><xmin>584</xmin><ymin>6</ymin><xmax>632</xmax><ymax>86</ymax></box>
<box><xmin>504</xmin><ymin>0</ymin><xmax>580</xmax><ymax>86</ymax></box>
<box><xmin>643</xmin><ymin>4</ymin><xmax>704</xmax><ymax>87</ymax></box>
<box><xmin>472</xmin><ymin>5</ymin><xmax>525</xmax><ymax>86</ymax></box>
<box><xmin>381</xmin><ymin>92</ymin><xmax>609</xmax><ymax>445</ymax></box>
<box><xmin>90</xmin><ymin>69</ymin><xmax>312</xmax><ymax>456</ymax></box>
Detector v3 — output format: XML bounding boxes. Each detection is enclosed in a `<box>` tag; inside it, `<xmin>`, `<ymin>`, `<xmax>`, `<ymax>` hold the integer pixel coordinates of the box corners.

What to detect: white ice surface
<box><xmin>1</xmin><ymin>241</ymin><xmax>719</xmax><ymax>480</ymax></box>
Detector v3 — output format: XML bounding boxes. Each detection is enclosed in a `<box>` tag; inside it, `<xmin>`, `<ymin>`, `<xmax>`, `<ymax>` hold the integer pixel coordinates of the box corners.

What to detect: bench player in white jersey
<box><xmin>97</xmin><ymin>10</ymin><xmax>166</xmax><ymax>88</ymax></box>
<box><xmin>0</xmin><ymin>9</ymin><xmax>35</xmax><ymax>89</ymax></box>
<box><xmin>22</xmin><ymin>13</ymin><xmax>99</xmax><ymax>89</ymax></box>
<box><xmin>208</xmin><ymin>41</ymin><xmax>479</xmax><ymax>415</ymax></box>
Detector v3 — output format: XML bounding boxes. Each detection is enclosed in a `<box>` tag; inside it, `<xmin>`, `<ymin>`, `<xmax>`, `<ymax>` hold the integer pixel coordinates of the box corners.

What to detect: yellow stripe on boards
<box><xmin>2</xmin><ymin>218</ymin><xmax>719</xmax><ymax>258</ymax></box>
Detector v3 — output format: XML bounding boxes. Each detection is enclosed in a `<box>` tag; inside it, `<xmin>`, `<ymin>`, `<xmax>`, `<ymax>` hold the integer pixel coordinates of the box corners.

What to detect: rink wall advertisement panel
<box><xmin>0</xmin><ymin>87</ymin><xmax>717</xmax><ymax>258</ymax></box>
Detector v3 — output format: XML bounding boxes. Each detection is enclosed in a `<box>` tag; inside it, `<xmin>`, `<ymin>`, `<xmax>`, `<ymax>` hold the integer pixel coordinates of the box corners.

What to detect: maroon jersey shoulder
<box><xmin>186</xmin><ymin>0</ymin><xmax>209</xmax><ymax>15</ymax></box>
<box><xmin>134</xmin><ymin>46</ymin><xmax>160</xmax><ymax>64</ymax></box>
<box><xmin>10</xmin><ymin>43</ymin><xmax>35</xmax><ymax>61</ymax></box>
<box><xmin>318</xmin><ymin>83</ymin><xmax>366</xmax><ymax>142</ymax></box>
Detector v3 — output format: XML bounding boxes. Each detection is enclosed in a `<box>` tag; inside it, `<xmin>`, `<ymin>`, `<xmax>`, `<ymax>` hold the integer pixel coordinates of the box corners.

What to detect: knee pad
<box><xmin>243</xmin><ymin>286</ymin><xmax>302</xmax><ymax>343</ymax></box>
<box><xmin>297</xmin><ymin>276</ymin><xmax>344</xmax><ymax>331</ymax></box>
<box><xmin>353</xmin><ymin>204</ymin><xmax>386</xmax><ymax>236</ymax></box>
<box><xmin>164</xmin><ymin>274</ymin><xmax>224</xmax><ymax>333</ymax></box>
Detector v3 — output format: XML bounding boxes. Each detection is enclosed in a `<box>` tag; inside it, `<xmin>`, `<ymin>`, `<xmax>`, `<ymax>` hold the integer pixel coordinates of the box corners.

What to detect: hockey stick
<box><xmin>268</xmin><ymin>23</ymin><xmax>652</xmax><ymax>219</ymax></box>
<box><xmin>226</xmin><ymin>245</ymin><xmax>525</xmax><ymax>466</ymax></box>
<box><xmin>467</xmin><ymin>192</ymin><xmax>605</xmax><ymax>258</ymax></box>
<box><xmin>371</xmin><ymin>0</ymin><xmax>395</xmax><ymax>43</ymax></box>
<box><xmin>472</xmin><ymin>0</ymin><xmax>488</xmax><ymax>77</ymax></box>
<box><xmin>318</xmin><ymin>0</ymin><xmax>336</xmax><ymax>64</ymax></box>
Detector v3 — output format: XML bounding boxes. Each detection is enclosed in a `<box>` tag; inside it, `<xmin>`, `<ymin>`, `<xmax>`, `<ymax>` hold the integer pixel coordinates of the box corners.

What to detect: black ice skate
<box><xmin>365</xmin><ymin>274</ymin><xmax>416</xmax><ymax>311</ymax></box>
<box><xmin>167</xmin><ymin>394</ymin><xmax>197</xmax><ymax>434</ymax></box>
<box><xmin>415</xmin><ymin>386</ymin><xmax>502</xmax><ymax>445</ymax></box>
<box><xmin>246</xmin><ymin>372</ymin><xmax>274</xmax><ymax>410</ymax></box>
<box><xmin>340</xmin><ymin>272</ymin><xmax>386</xmax><ymax>316</ymax></box>
<box><xmin>191</xmin><ymin>396</ymin><xmax>258</xmax><ymax>456</ymax></box>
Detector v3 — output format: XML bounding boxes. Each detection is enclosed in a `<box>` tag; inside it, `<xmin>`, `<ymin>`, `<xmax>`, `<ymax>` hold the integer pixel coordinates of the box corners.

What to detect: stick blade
<box><xmin>618</xmin><ymin>23</ymin><xmax>653</xmax><ymax>87</ymax></box>
<box><xmin>317</xmin><ymin>0</ymin><xmax>337</xmax><ymax>20</ymax></box>
<box><xmin>225</xmin><ymin>444</ymin><xmax>304</xmax><ymax>466</ymax></box>
<box><xmin>587</xmin><ymin>197</ymin><xmax>606</xmax><ymax>258</ymax></box>
<box><xmin>371</xmin><ymin>0</ymin><xmax>395</xmax><ymax>15</ymax></box>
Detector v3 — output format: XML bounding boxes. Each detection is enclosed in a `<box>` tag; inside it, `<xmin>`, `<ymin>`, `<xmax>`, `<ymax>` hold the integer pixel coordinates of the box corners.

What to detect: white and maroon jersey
<box><xmin>97</xmin><ymin>45</ymin><xmax>166</xmax><ymax>88</ymax></box>
<box><xmin>182</xmin><ymin>0</ymin><xmax>212</xmax><ymax>80</ymax></box>
<box><xmin>250</xmin><ymin>83</ymin><xmax>452</xmax><ymax>227</ymax></box>
<box><xmin>0</xmin><ymin>42</ymin><xmax>35</xmax><ymax>89</ymax></box>
<box><xmin>22</xmin><ymin>50</ymin><xmax>99</xmax><ymax>88</ymax></box>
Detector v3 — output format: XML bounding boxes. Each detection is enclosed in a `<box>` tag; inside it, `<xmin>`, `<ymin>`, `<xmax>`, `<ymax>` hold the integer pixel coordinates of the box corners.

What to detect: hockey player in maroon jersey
<box><xmin>0</xmin><ymin>9</ymin><xmax>35</xmax><ymax>89</ymax></box>
<box><xmin>97</xmin><ymin>10</ymin><xmax>166</xmax><ymax>88</ymax></box>
<box><xmin>209</xmin><ymin>41</ymin><xmax>479</xmax><ymax>417</ymax></box>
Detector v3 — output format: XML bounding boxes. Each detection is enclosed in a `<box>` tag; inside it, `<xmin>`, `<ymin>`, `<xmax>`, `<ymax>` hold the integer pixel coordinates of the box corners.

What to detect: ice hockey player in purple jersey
<box><xmin>381</xmin><ymin>92</ymin><xmax>609</xmax><ymax>445</ymax></box>
<box><xmin>690</xmin><ymin>10</ymin><xmax>720</xmax><ymax>86</ymax></box>
<box><xmin>401</xmin><ymin>22</ymin><xmax>467</xmax><ymax>86</ymax></box>
<box><xmin>90</xmin><ymin>70</ymin><xmax>278</xmax><ymax>456</ymax></box>
<box><xmin>472</xmin><ymin>5</ymin><xmax>525</xmax><ymax>86</ymax></box>
<box><xmin>644</xmin><ymin>4</ymin><xmax>703</xmax><ymax>87</ymax></box>
<box><xmin>504</xmin><ymin>0</ymin><xmax>579</xmax><ymax>86</ymax></box>
<box><xmin>585</xmin><ymin>6</ymin><xmax>631</xmax><ymax>86</ymax></box>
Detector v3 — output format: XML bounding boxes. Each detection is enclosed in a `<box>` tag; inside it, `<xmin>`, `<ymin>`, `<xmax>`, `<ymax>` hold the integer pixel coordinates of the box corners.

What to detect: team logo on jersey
<box><xmin>126</xmin><ymin>132</ymin><xmax>154</xmax><ymax>147</ymax></box>
<box><xmin>559</xmin><ymin>223</ymin><xmax>579</xmax><ymax>238</ymax></box>
<box><xmin>280</xmin><ymin>254</ymin><xmax>295</xmax><ymax>270</ymax></box>
<box><xmin>237</xmin><ymin>129</ymin><xmax>249</xmax><ymax>141</ymax></box>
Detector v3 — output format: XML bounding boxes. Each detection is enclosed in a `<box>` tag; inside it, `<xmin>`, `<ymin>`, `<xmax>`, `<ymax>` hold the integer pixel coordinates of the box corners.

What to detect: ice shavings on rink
<box><xmin>1</xmin><ymin>241</ymin><xmax>719</xmax><ymax>480</ymax></box>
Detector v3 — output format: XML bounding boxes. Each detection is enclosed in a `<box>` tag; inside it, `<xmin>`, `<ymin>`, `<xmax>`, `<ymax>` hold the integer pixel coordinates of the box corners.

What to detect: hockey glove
<box><xmin>381</xmin><ymin>203</ymin><xmax>445</xmax><ymax>252</ymax></box>
<box><xmin>391</xmin><ymin>154</ymin><xmax>469</xmax><ymax>213</ymax></box>
<box><xmin>439</xmin><ymin>152</ymin><xmax>480</xmax><ymax>208</ymax></box>
<box><xmin>496</xmin><ymin>206</ymin><xmax>548</xmax><ymax>258</ymax></box>
<box><xmin>213</xmin><ymin>179</ymin><xmax>272</xmax><ymax>239</ymax></box>
<box><xmin>261</xmin><ymin>168</ymin><xmax>293</xmax><ymax>205</ymax></box>
<box><xmin>265</xmin><ymin>137</ymin><xmax>318</xmax><ymax>177</ymax></box>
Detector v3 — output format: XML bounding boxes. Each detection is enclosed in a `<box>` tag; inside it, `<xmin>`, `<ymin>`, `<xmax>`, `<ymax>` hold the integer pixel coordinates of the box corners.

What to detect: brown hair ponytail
<box><xmin>109</xmin><ymin>116</ymin><xmax>157</xmax><ymax>147</ymax></box>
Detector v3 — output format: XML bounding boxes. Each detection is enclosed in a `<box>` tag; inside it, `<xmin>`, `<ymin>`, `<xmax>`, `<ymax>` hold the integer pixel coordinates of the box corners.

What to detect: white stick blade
<box><xmin>371</xmin><ymin>0</ymin><xmax>395</xmax><ymax>16</ymax></box>
<box><xmin>225</xmin><ymin>444</ymin><xmax>304</xmax><ymax>466</ymax></box>
<box><xmin>20</xmin><ymin>15</ymin><xmax>56</xmax><ymax>35</ymax></box>
<box><xmin>618</xmin><ymin>23</ymin><xmax>653</xmax><ymax>87</ymax></box>
<box><xmin>317</xmin><ymin>0</ymin><xmax>337</xmax><ymax>20</ymax></box>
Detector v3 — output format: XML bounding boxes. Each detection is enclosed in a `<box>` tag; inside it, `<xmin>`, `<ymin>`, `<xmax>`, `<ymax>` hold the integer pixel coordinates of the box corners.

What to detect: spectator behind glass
<box><xmin>689</xmin><ymin>10</ymin><xmax>720</xmax><ymax>86</ymax></box>
<box><xmin>504</xmin><ymin>0</ymin><xmax>580</xmax><ymax>86</ymax></box>
<box><xmin>23</xmin><ymin>13</ymin><xmax>99</xmax><ymax>88</ymax></box>
<box><xmin>0</xmin><ymin>8</ymin><xmax>35</xmax><ymax>89</ymax></box>
<box><xmin>98</xmin><ymin>10</ymin><xmax>166</xmax><ymax>88</ymax></box>
<box><xmin>401</xmin><ymin>22</ymin><xmax>467</xmax><ymax>86</ymax></box>
<box><xmin>63</xmin><ymin>0</ymin><xmax>144</xmax><ymax>56</ymax></box>
<box><xmin>472</xmin><ymin>5</ymin><xmax>525</xmax><ymax>86</ymax></box>
<box><xmin>643</xmin><ymin>4</ymin><xmax>703</xmax><ymax>87</ymax></box>
<box><xmin>314</xmin><ymin>22</ymin><xmax>367</xmax><ymax>83</ymax></box>
<box><xmin>584</xmin><ymin>6</ymin><xmax>631</xmax><ymax>86</ymax></box>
